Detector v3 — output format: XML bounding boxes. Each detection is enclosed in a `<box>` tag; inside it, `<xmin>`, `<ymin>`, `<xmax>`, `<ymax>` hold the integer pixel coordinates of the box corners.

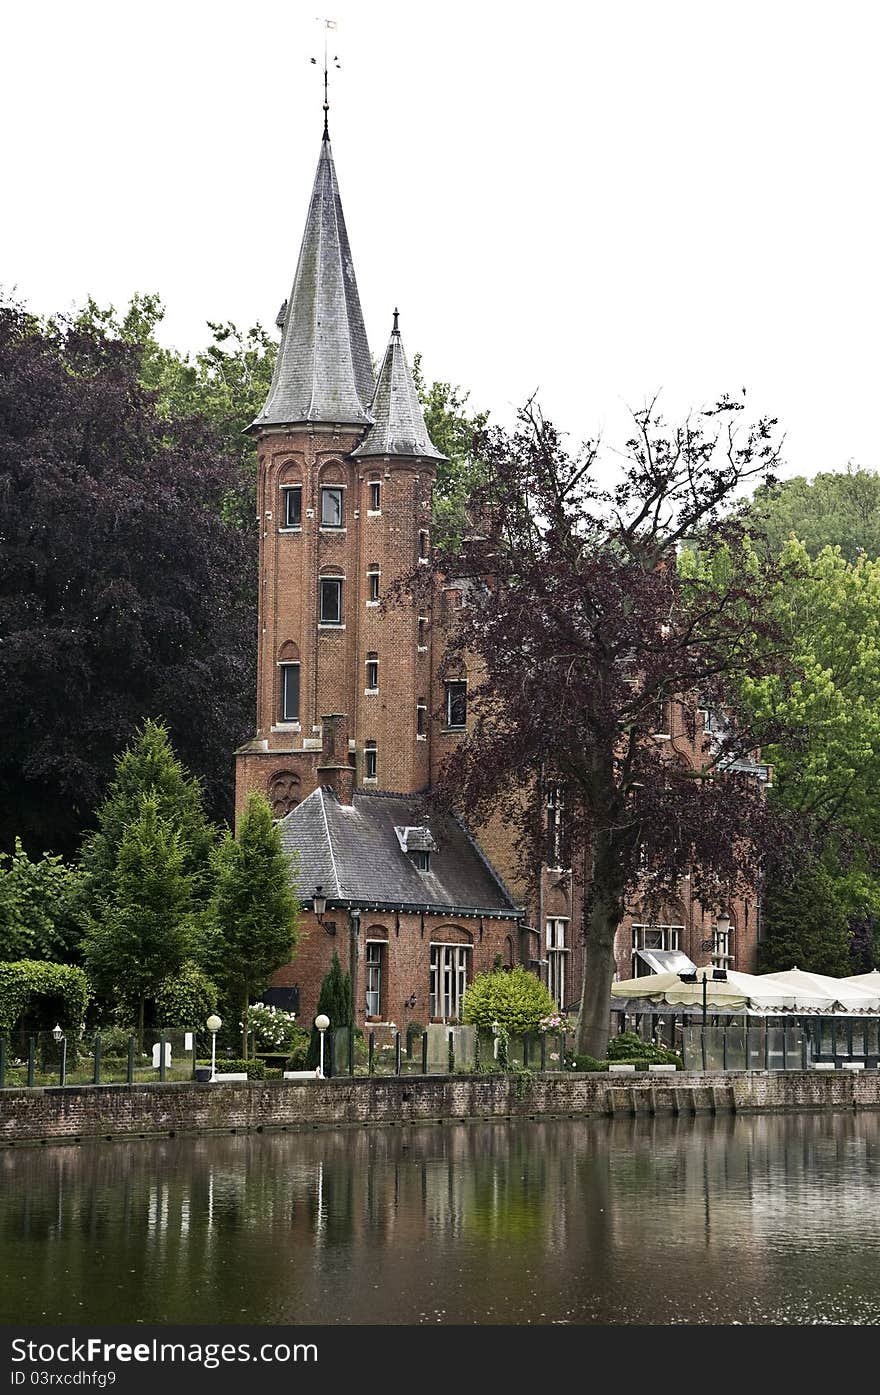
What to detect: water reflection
<box><xmin>2</xmin><ymin>1113</ymin><xmax>880</xmax><ymax>1324</ymax></box>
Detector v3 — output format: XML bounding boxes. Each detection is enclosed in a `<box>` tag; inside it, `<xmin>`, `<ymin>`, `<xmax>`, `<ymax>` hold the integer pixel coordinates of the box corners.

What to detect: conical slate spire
<box><xmin>351</xmin><ymin>312</ymin><xmax>445</xmax><ymax>461</ymax></box>
<box><xmin>253</xmin><ymin>135</ymin><xmax>375</xmax><ymax>430</ymax></box>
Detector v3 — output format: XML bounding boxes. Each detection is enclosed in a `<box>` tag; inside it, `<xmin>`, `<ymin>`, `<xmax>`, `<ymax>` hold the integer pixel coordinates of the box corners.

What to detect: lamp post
<box><xmin>52</xmin><ymin>1024</ymin><xmax>66</xmax><ymax>1087</ymax></box>
<box><xmin>315</xmin><ymin>1014</ymin><xmax>330</xmax><ymax>1078</ymax></box>
<box><xmin>349</xmin><ymin>907</ymin><xmax>361</xmax><ymax>1031</ymax></box>
<box><xmin>206</xmin><ymin>1014</ymin><xmax>222</xmax><ymax>1080</ymax></box>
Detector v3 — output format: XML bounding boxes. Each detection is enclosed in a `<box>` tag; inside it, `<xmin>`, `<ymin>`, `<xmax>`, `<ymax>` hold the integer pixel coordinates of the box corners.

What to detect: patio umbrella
<box><xmin>611</xmin><ymin>970</ymin><xmax>748</xmax><ymax>1009</ymax></box>
<box><xmin>759</xmin><ymin>968</ymin><xmax>880</xmax><ymax>1012</ymax></box>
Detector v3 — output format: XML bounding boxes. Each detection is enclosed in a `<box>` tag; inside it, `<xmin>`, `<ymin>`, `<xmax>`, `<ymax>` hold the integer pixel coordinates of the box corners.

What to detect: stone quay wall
<box><xmin>3</xmin><ymin>1070</ymin><xmax>880</xmax><ymax>1146</ymax></box>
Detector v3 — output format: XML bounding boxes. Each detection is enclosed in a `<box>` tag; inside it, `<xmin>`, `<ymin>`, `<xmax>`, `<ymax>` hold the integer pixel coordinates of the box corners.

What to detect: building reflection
<box><xmin>3</xmin><ymin>1112</ymin><xmax>880</xmax><ymax>1323</ymax></box>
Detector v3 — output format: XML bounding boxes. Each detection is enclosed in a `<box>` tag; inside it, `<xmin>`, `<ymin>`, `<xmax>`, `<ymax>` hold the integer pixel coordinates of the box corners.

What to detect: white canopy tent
<box><xmin>611</xmin><ymin>965</ymin><xmax>874</xmax><ymax>1015</ymax></box>
<box><xmin>760</xmin><ymin>968</ymin><xmax>880</xmax><ymax>1012</ymax></box>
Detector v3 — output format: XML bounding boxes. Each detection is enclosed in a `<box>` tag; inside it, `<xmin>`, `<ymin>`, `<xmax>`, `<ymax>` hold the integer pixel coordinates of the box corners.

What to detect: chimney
<box><xmin>317</xmin><ymin>713</ymin><xmax>354</xmax><ymax>806</ymax></box>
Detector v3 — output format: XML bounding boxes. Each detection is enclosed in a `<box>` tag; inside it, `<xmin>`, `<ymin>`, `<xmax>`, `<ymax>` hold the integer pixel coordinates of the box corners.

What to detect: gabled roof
<box><xmin>278</xmin><ymin>787</ymin><xmax>522</xmax><ymax>918</ymax></box>
<box><xmin>351</xmin><ymin>314</ymin><xmax>445</xmax><ymax>461</ymax></box>
<box><xmin>252</xmin><ymin>135</ymin><xmax>375</xmax><ymax>431</ymax></box>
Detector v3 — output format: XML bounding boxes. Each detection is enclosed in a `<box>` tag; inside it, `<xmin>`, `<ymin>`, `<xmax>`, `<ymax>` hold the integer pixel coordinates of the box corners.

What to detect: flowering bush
<box><xmin>537</xmin><ymin>1013</ymin><xmax>567</xmax><ymax>1034</ymax></box>
<box><xmin>244</xmin><ymin>1002</ymin><xmax>297</xmax><ymax>1050</ymax></box>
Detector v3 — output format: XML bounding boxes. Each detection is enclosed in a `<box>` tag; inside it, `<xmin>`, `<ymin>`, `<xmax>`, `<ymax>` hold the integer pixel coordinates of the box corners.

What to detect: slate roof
<box><xmin>278</xmin><ymin>787</ymin><xmax>523</xmax><ymax>918</ymax></box>
<box><xmin>351</xmin><ymin>316</ymin><xmax>445</xmax><ymax>461</ymax></box>
<box><xmin>252</xmin><ymin>135</ymin><xmax>375</xmax><ymax>430</ymax></box>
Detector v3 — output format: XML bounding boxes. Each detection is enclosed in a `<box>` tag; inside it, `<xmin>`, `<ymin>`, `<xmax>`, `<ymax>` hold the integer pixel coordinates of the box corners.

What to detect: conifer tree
<box><xmin>306</xmin><ymin>950</ymin><xmax>352</xmax><ymax>1069</ymax></box>
<box><xmin>205</xmin><ymin>793</ymin><xmax>300</xmax><ymax>1057</ymax></box>
<box><xmin>758</xmin><ymin>867</ymin><xmax>853</xmax><ymax>977</ymax></box>
<box><xmin>83</xmin><ymin>796</ymin><xmax>194</xmax><ymax>1038</ymax></box>
<box><xmin>81</xmin><ymin>719</ymin><xmax>216</xmax><ymax>901</ymax></box>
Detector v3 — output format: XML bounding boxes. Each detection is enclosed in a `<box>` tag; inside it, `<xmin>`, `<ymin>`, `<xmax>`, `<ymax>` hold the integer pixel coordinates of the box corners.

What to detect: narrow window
<box><xmin>283</xmin><ymin>485</ymin><xmax>302</xmax><ymax>527</ymax></box>
<box><xmin>367</xmin><ymin>568</ymin><xmax>380</xmax><ymax>603</ymax></box>
<box><xmin>366</xmin><ymin>654</ymin><xmax>379</xmax><ymax>691</ymax></box>
<box><xmin>412</xmin><ymin>848</ymin><xmax>430</xmax><ymax>872</ymax></box>
<box><xmin>321</xmin><ymin>486</ymin><xmax>344</xmax><ymax>528</ymax></box>
<box><xmin>546</xmin><ymin>919</ymin><xmax>569</xmax><ymax>1008</ymax></box>
<box><xmin>546</xmin><ymin>783</ymin><xmax>569</xmax><ymax>869</ymax></box>
<box><xmin>369</xmin><ymin>481</ymin><xmax>381</xmax><ymax>512</ymax></box>
<box><xmin>445</xmin><ymin>680</ymin><xmax>467</xmax><ymax>730</ymax></box>
<box><xmin>365</xmin><ymin>942</ymin><xmax>384</xmax><ymax>1017</ymax></box>
<box><xmin>416</xmin><ymin>700</ymin><xmax>426</xmax><ymax>738</ymax></box>
<box><xmin>365</xmin><ymin>740</ymin><xmax>377</xmax><ymax>779</ymax></box>
<box><xmin>417</xmin><ymin>616</ymin><xmax>427</xmax><ymax>649</ymax></box>
<box><xmin>279</xmin><ymin>662</ymin><xmax>300</xmax><ymax>722</ymax></box>
<box><xmin>418</xmin><ymin>529</ymin><xmax>429</xmax><ymax>560</ymax></box>
<box><xmin>320</xmin><ymin>578</ymin><xmax>343</xmax><ymax>624</ymax></box>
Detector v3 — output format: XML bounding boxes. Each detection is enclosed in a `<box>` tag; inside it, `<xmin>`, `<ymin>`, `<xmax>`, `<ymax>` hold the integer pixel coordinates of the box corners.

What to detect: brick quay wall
<box><xmin>3</xmin><ymin>1071</ymin><xmax>880</xmax><ymax>1146</ymax></box>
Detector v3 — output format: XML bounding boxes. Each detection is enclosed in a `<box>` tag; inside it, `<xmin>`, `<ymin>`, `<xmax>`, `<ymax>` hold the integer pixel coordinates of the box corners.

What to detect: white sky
<box><xmin>3</xmin><ymin>0</ymin><xmax>879</xmax><ymax>478</ymax></box>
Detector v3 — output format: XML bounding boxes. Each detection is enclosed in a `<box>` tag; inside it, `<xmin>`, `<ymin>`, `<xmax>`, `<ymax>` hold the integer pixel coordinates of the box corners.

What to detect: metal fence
<box><xmin>0</xmin><ymin>1029</ymin><xmax>198</xmax><ymax>1088</ymax></box>
<box><xmin>319</xmin><ymin>1024</ymin><xmax>571</xmax><ymax>1077</ymax></box>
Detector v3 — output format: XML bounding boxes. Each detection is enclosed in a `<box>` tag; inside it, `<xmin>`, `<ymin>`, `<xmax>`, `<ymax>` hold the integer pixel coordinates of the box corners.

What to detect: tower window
<box><xmin>320</xmin><ymin>578</ymin><xmax>343</xmax><ymax>624</ymax></box>
<box><xmin>416</xmin><ymin>700</ymin><xmax>426</xmax><ymax>738</ymax></box>
<box><xmin>364</xmin><ymin>741</ymin><xmax>377</xmax><ymax>780</ymax></box>
<box><xmin>367</xmin><ymin>568</ymin><xmax>380</xmax><ymax>603</ymax></box>
<box><xmin>418</xmin><ymin>530</ymin><xmax>429</xmax><ymax>560</ymax></box>
<box><xmin>445</xmin><ymin>681</ymin><xmax>467</xmax><ymax>730</ymax></box>
<box><xmin>417</xmin><ymin>616</ymin><xmax>427</xmax><ymax>649</ymax></box>
<box><xmin>279</xmin><ymin>662</ymin><xmax>300</xmax><ymax>722</ymax></box>
<box><xmin>321</xmin><ymin>486</ymin><xmax>344</xmax><ymax>528</ymax></box>
<box><xmin>369</xmin><ymin>481</ymin><xmax>381</xmax><ymax>512</ymax></box>
<box><xmin>366</xmin><ymin>654</ymin><xmax>379</xmax><ymax>691</ymax></box>
<box><xmin>283</xmin><ymin>485</ymin><xmax>302</xmax><ymax>527</ymax></box>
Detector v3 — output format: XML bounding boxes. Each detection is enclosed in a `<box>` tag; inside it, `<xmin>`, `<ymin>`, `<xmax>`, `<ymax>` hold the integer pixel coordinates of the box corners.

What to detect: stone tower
<box><xmin>234</xmin><ymin>129</ymin><xmax>444</xmax><ymax>821</ymax></box>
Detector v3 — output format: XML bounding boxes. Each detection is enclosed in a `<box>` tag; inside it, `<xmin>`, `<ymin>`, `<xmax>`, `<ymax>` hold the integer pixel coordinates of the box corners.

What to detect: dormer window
<box><xmin>412</xmin><ymin>849</ymin><xmax>430</xmax><ymax>872</ymax></box>
<box><xmin>394</xmin><ymin>825</ymin><xmax>438</xmax><ymax>870</ymax></box>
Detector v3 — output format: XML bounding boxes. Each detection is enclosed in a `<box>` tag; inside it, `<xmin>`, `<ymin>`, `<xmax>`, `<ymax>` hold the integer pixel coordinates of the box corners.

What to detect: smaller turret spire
<box><xmin>351</xmin><ymin>312</ymin><xmax>446</xmax><ymax>462</ymax></box>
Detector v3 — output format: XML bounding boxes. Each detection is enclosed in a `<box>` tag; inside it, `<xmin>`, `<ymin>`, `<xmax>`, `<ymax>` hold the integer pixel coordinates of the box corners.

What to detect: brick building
<box><xmin>234</xmin><ymin>119</ymin><xmax>766</xmax><ymax>1030</ymax></box>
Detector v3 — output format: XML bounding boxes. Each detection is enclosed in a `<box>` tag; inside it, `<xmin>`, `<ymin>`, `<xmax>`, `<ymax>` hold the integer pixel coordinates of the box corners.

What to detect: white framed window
<box><xmin>321</xmin><ymin>486</ymin><xmax>344</xmax><ymax>528</ymax></box>
<box><xmin>430</xmin><ymin>944</ymin><xmax>470</xmax><ymax>1021</ymax></box>
<box><xmin>367</xmin><ymin>568</ymin><xmax>380</xmax><ymax>603</ymax></box>
<box><xmin>445</xmin><ymin>681</ymin><xmax>467</xmax><ymax>730</ymax></box>
<box><xmin>631</xmin><ymin>924</ymin><xmax>683</xmax><ymax>977</ymax></box>
<box><xmin>279</xmin><ymin>662</ymin><xmax>300</xmax><ymax>722</ymax></box>
<box><xmin>368</xmin><ymin>481</ymin><xmax>381</xmax><ymax>512</ymax></box>
<box><xmin>546</xmin><ymin>918</ymin><xmax>569</xmax><ymax>1008</ymax></box>
<box><xmin>365</xmin><ymin>654</ymin><xmax>379</xmax><ymax>692</ymax></box>
<box><xmin>712</xmin><ymin>926</ymin><xmax>733</xmax><ymax>967</ymax></box>
<box><xmin>364</xmin><ymin>741</ymin><xmax>377</xmax><ymax>780</ymax></box>
<box><xmin>416</xmin><ymin>700</ymin><xmax>426</xmax><ymax>739</ymax></box>
<box><xmin>282</xmin><ymin>485</ymin><xmax>302</xmax><ymax>528</ymax></box>
<box><xmin>365</xmin><ymin>941</ymin><xmax>384</xmax><ymax>1017</ymax></box>
<box><xmin>319</xmin><ymin>578</ymin><xmax>343</xmax><ymax>624</ymax></box>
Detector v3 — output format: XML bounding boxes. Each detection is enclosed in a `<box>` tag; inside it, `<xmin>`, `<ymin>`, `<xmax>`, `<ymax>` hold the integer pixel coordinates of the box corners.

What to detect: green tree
<box><xmin>0</xmin><ymin>840</ymin><xmax>84</xmax><ymax>964</ymax></box>
<box><xmin>81</xmin><ymin>720</ymin><xmax>217</xmax><ymax>904</ymax></box>
<box><xmin>462</xmin><ymin>965</ymin><xmax>558</xmax><ymax>1036</ymax></box>
<box><xmin>205</xmin><ymin>794</ymin><xmax>300</xmax><ymax>1057</ymax></box>
<box><xmin>758</xmin><ymin>867</ymin><xmax>853</xmax><ymax>976</ymax></box>
<box><xmin>305</xmin><ymin>950</ymin><xmax>352</xmax><ymax>1069</ymax></box>
<box><xmin>748</xmin><ymin>466</ymin><xmax>880</xmax><ymax>564</ymax></box>
<box><xmin>742</xmin><ymin>539</ymin><xmax>880</xmax><ymax>969</ymax></box>
<box><xmin>82</xmin><ymin>797</ymin><xmax>194</xmax><ymax>1038</ymax></box>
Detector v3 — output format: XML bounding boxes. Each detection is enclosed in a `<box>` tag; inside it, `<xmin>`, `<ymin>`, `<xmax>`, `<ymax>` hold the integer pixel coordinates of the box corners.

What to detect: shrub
<box><xmin>607</xmin><ymin>1032</ymin><xmax>681</xmax><ymax>1066</ymax></box>
<box><xmin>284</xmin><ymin>1027</ymin><xmax>311</xmax><ymax>1070</ymax></box>
<box><xmin>196</xmin><ymin>1056</ymin><xmax>265</xmax><ymax>1079</ymax></box>
<box><xmin>462</xmin><ymin>965</ymin><xmax>558</xmax><ymax>1035</ymax></box>
<box><xmin>0</xmin><ymin>960</ymin><xmax>90</xmax><ymax>1035</ymax></box>
<box><xmin>567</xmin><ymin>1054</ymin><xmax>608</xmax><ymax>1072</ymax></box>
<box><xmin>155</xmin><ymin>961</ymin><xmax>218</xmax><ymax>1028</ymax></box>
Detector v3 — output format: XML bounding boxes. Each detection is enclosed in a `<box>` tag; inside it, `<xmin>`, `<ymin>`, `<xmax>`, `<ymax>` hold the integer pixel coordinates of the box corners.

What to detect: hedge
<box><xmin>0</xmin><ymin>960</ymin><xmax>90</xmax><ymax>1035</ymax></box>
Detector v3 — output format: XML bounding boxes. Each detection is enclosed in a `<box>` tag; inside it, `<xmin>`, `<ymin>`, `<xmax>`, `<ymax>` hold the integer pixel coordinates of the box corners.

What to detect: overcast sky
<box><xmin>4</xmin><ymin>0</ymin><xmax>878</xmax><ymax>479</ymax></box>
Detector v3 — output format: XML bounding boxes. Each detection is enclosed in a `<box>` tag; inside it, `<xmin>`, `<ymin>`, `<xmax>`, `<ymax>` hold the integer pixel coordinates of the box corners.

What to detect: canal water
<box><xmin>2</xmin><ymin>1112</ymin><xmax>880</xmax><ymax>1325</ymax></box>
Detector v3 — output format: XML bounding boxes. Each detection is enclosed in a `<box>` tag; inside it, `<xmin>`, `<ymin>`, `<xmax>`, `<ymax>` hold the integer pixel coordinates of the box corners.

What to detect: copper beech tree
<box><xmin>418</xmin><ymin>397</ymin><xmax>796</xmax><ymax>1059</ymax></box>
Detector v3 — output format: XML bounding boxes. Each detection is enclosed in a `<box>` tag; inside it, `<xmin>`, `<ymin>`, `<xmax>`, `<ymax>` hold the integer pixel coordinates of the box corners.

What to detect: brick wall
<box><xmin>3</xmin><ymin>1071</ymin><xmax>879</xmax><ymax>1146</ymax></box>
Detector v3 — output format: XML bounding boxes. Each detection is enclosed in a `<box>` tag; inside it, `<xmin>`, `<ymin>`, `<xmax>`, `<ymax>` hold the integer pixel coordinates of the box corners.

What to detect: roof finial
<box><xmin>311</xmin><ymin>18</ymin><xmax>339</xmax><ymax>140</ymax></box>
<box><xmin>392</xmin><ymin>307</ymin><xmax>400</xmax><ymax>335</ymax></box>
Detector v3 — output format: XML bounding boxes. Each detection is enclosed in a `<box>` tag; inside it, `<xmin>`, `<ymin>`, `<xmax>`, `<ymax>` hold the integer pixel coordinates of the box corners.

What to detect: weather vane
<box><xmin>311</xmin><ymin>18</ymin><xmax>340</xmax><ymax>138</ymax></box>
